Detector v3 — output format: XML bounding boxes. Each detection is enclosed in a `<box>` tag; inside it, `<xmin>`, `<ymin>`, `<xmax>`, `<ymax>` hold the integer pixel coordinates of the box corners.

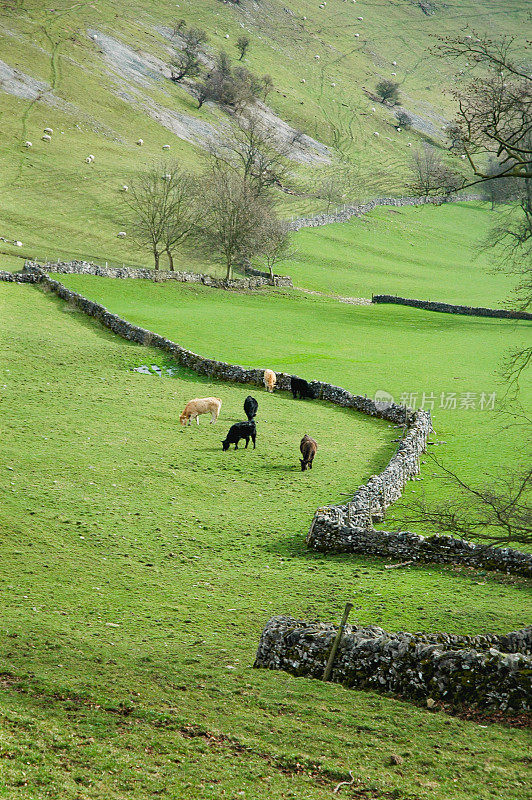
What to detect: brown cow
<box><xmin>300</xmin><ymin>434</ymin><xmax>317</xmax><ymax>471</ymax></box>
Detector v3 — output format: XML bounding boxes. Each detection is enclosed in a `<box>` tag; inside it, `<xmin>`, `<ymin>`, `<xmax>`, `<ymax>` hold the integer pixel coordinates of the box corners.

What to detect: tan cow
<box><xmin>263</xmin><ymin>369</ymin><xmax>277</xmax><ymax>393</ymax></box>
<box><xmin>180</xmin><ymin>397</ymin><xmax>222</xmax><ymax>426</ymax></box>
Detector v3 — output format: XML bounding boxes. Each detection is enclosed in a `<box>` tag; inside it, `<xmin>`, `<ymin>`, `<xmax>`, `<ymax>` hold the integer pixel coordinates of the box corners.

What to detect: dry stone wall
<box><xmin>289</xmin><ymin>194</ymin><xmax>482</xmax><ymax>231</ymax></box>
<box><xmin>26</xmin><ymin>259</ymin><xmax>293</xmax><ymax>289</ymax></box>
<box><xmin>254</xmin><ymin>617</ymin><xmax>532</xmax><ymax>712</ymax></box>
<box><xmin>307</xmin><ymin>520</ymin><xmax>532</xmax><ymax>578</ymax></box>
<box><xmin>373</xmin><ymin>294</ymin><xmax>532</xmax><ymax>321</ymax></box>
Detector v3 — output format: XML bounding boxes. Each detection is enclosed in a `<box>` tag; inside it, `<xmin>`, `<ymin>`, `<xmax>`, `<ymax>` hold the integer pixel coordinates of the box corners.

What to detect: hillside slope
<box><xmin>0</xmin><ymin>0</ymin><xmax>528</xmax><ymax>267</ymax></box>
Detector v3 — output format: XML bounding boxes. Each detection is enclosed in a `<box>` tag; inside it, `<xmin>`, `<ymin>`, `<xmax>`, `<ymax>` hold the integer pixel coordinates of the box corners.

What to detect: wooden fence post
<box><xmin>323</xmin><ymin>602</ymin><xmax>354</xmax><ymax>682</ymax></box>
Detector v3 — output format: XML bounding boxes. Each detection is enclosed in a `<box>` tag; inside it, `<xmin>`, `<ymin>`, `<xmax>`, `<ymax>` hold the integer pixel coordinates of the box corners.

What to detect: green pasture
<box><xmin>52</xmin><ymin>273</ymin><xmax>532</xmax><ymax>524</ymax></box>
<box><xmin>288</xmin><ymin>202</ymin><xmax>520</xmax><ymax>306</ymax></box>
<box><xmin>0</xmin><ymin>279</ymin><xmax>530</xmax><ymax>800</ymax></box>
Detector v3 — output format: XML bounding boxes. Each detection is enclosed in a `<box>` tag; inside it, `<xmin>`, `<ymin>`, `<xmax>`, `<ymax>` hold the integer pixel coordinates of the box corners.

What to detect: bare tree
<box><xmin>123</xmin><ymin>163</ymin><xmax>197</xmax><ymax>271</ymax></box>
<box><xmin>236</xmin><ymin>34</ymin><xmax>250</xmax><ymax>61</ymax></box>
<box><xmin>198</xmin><ymin>165</ymin><xmax>270</xmax><ymax>280</ymax></box>
<box><xmin>210</xmin><ymin>113</ymin><xmax>290</xmax><ymax>196</ymax></box>
<box><xmin>395</xmin><ymin>110</ymin><xmax>413</xmax><ymax>129</ymax></box>
<box><xmin>444</xmin><ymin>123</ymin><xmax>465</xmax><ymax>152</ymax></box>
<box><xmin>170</xmin><ymin>27</ymin><xmax>208</xmax><ymax>82</ymax></box>
<box><xmin>437</xmin><ymin>34</ymin><xmax>531</xmax><ymax>187</ymax></box>
<box><xmin>483</xmin><ymin>158</ymin><xmax>516</xmax><ymax>210</ymax></box>
<box><xmin>261</xmin><ymin>74</ymin><xmax>274</xmax><ymax>101</ymax></box>
<box><xmin>408</xmin><ymin>144</ymin><xmax>462</xmax><ymax>197</ymax></box>
<box><xmin>256</xmin><ymin>218</ymin><xmax>294</xmax><ymax>280</ymax></box>
<box><xmin>397</xmin><ymin>456</ymin><xmax>532</xmax><ymax>548</ymax></box>
<box><xmin>436</xmin><ymin>32</ymin><xmax>531</xmax><ymax>380</ymax></box>
<box><xmin>159</xmin><ymin>168</ymin><xmax>200</xmax><ymax>270</ymax></box>
<box><xmin>375</xmin><ymin>80</ymin><xmax>400</xmax><ymax>104</ymax></box>
<box><xmin>318</xmin><ymin>173</ymin><xmax>346</xmax><ymax>212</ymax></box>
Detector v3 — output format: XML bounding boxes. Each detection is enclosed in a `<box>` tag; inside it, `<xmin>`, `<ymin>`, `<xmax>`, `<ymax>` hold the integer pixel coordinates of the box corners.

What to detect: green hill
<box><xmin>0</xmin><ymin>0</ymin><xmax>529</xmax><ymax>266</ymax></box>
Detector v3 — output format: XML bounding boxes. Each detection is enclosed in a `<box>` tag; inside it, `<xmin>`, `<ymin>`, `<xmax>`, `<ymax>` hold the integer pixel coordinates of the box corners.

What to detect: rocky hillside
<box><xmin>0</xmin><ymin>0</ymin><xmax>527</xmax><ymax>266</ymax></box>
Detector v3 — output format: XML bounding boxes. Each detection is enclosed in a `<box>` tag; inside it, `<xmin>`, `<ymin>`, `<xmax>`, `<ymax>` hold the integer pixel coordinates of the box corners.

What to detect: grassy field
<box><xmin>287</xmin><ymin>202</ymin><xmax>520</xmax><ymax>306</ymax></box>
<box><xmin>1</xmin><ymin>280</ymin><xmax>531</xmax><ymax>800</ymax></box>
<box><xmin>0</xmin><ymin>0</ymin><xmax>529</xmax><ymax>266</ymax></box>
<box><xmin>51</xmin><ymin>273</ymin><xmax>532</xmax><ymax>521</ymax></box>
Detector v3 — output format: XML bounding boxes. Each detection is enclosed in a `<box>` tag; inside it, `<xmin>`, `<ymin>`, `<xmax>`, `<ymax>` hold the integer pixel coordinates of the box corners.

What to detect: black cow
<box><xmin>222</xmin><ymin>421</ymin><xmax>256</xmax><ymax>451</ymax></box>
<box><xmin>300</xmin><ymin>434</ymin><xmax>318</xmax><ymax>471</ymax></box>
<box><xmin>291</xmin><ymin>376</ymin><xmax>316</xmax><ymax>400</ymax></box>
<box><xmin>244</xmin><ymin>395</ymin><xmax>258</xmax><ymax>421</ymax></box>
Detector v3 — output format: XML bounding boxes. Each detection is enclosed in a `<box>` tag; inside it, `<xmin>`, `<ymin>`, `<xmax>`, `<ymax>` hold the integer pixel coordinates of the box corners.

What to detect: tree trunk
<box><xmin>154</xmin><ymin>251</ymin><xmax>160</xmax><ymax>270</ymax></box>
<box><xmin>166</xmin><ymin>250</ymin><xmax>174</xmax><ymax>271</ymax></box>
<box><xmin>225</xmin><ymin>260</ymin><xmax>232</xmax><ymax>280</ymax></box>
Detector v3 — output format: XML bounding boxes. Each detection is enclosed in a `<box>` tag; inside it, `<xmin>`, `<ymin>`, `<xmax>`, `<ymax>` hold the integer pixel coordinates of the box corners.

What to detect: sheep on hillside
<box><xmin>42</xmin><ymin>134</ymin><xmax>51</xmax><ymax>142</ymax></box>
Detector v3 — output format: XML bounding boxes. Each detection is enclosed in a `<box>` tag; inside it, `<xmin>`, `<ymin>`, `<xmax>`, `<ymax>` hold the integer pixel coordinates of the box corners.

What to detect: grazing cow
<box><xmin>291</xmin><ymin>376</ymin><xmax>316</xmax><ymax>400</ymax></box>
<box><xmin>244</xmin><ymin>395</ymin><xmax>258</xmax><ymax>421</ymax></box>
<box><xmin>300</xmin><ymin>434</ymin><xmax>318</xmax><ymax>471</ymax></box>
<box><xmin>180</xmin><ymin>397</ymin><xmax>222</xmax><ymax>426</ymax></box>
<box><xmin>263</xmin><ymin>369</ymin><xmax>276</xmax><ymax>393</ymax></box>
<box><xmin>222</xmin><ymin>421</ymin><xmax>256</xmax><ymax>450</ymax></box>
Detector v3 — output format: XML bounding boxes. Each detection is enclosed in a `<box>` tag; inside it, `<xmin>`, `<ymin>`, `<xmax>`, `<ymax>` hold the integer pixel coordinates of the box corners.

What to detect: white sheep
<box><xmin>43</xmin><ymin>127</ymin><xmax>53</xmax><ymax>135</ymax></box>
<box><xmin>392</xmin><ymin>61</ymin><xmax>397</xmax><ymax>66</ymax></box>
<box><xmin>354</xmin><ymin>33</ymin><xmax>360</xmax><ymax>37</ymax></box>
<box><xmin>331</xmin><ymin>82</ymin><xmax>336</xmax><ymax>87</ymax></box>
<box><xmin>14</xmin><ymin>241</ymin><xmax>22</xmax><ymax>247</ymax></box>
<box><xmin>301</xmin><ymin>78</ymin><xmax>306</xmax><ymax>83</ymax></box>
<box><xmin>121</xmin><ymin>185</ymin><xmax>129</xmax><ymax>192</ymax></box>
<box><xmin>136</xmin><ymin>138</ymin><xmax>144</xmax><ymax>146</ymax></box>
<box><xmin>42</xmin><ymin>134</ymin><xmax>51</xmax><ymax>142</ymax></box>
<box><xmin>371</xmin><ymin>106</ymin><xmax>376</xmax><ymax>112</ymax></box>
<box><xmin>373</xmin><ymin>131</ymin><xmax>379</xmax><ymax>136</ymax></box>
<box><xmin>117</xmin><ymin>231</ymin><xmax>127</xmax><ymax>238</ymax></box>
<box><xmin>224</xmin><ymin>34</ymin><xmax>229</xmax><ymax>39</ymax></box>
<box><xmin>162</xmin><ymin>144</ymin><xmax>170</xmax><ymax>150</ymax></box>
<box><xmin>85</xmin><ymin>157</ymin><xmax>92</xmax><ymax>163</ymax></box>
<box><xmin>397</xmin><ymin>127</ymin><xmax>402</xmax><ymax>132</ymax></box>
<box><xmin>407</xmin><ymin>142</ymin><xmax>412</xmax><ymax>147</ymax></box>
<box><xmin>314</xmin><ymin>54</ymin><xmax>320</xmax><ymax>60</ymax></box>
<box><xmin>162</xmin><ymin>173</ymin><xmax>171</xmax><ymax>181</ymax></box>
<box><xmin>24</xmin><ymin>141</ymin><xmax>32</xmax><ymax>148</ymax></box>
<box><xmin>357</xmin><ymin>16</ymin><xmax>363</xmax><ymax>20</ymax></box>
<box><xmin>391</xmin><ymin>72</ymin><xmax>396</xmax><ymax>76</ymax></box>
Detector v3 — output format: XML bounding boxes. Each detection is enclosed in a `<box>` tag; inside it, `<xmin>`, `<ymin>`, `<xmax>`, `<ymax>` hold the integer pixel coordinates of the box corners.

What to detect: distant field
<box><xmin>52</xmin><ymin>274</ymin><xmax>532</xmax><ymax>528</ymax></box>
<box><xmin>288</xmin><ymin>202</ymin><xmax>519</xmax><ymax>305</ymax></box>
<box><xmin>1</xmin><ymin>281</ymin><xmax>530</xmax><ymax>800</ymax></box>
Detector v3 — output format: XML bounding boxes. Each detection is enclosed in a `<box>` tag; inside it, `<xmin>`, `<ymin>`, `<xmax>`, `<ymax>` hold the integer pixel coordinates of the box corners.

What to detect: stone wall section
<box><xmin>289</xmin><ymin>194</ymin><xmax>482</xmax><ymax>231</ymax></box>
<box><xmin>22</xmin><ymin>259</ymin><xmax>293</xmax><ymax>289</ymax></box>
<box><xmin>254</xmin><ymin>616</ymin><xmax>532</xmax><ymax>712</ymax></box>
<box><xmin>373</xmin><ymin>294</ymin><xmax>532</xmax><ymax>321</ymax></box>
<box><xmin>306</xmin><ymin>520</ymin><xmax>532</xmax><ymax>578</ymax></box>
